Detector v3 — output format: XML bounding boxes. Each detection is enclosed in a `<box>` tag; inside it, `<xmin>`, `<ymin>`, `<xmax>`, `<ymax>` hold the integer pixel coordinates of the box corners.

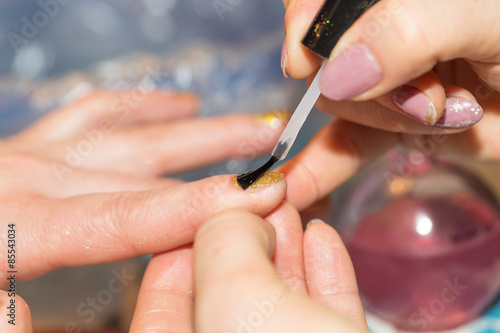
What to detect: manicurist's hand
<box><xmin>281</xmin><ymin>0</ymin><xmax>500</xmax><ymax>133</ymax></box>
<box><xmin>130</xmin><ymin>203</ymin><xmax>368</xmax><ymax>333</ymax></box>
<box><xmin>0</xmin><ymin>90</ymin><xmax>289</xmax><ymax>285</ymax></box>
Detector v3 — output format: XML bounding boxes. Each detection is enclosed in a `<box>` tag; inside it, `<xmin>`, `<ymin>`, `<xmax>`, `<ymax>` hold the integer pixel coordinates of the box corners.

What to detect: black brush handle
<box><xmin>302</xmin><ymin>0</ymin><xmax>379</xmax><ymax>59</ymax></box>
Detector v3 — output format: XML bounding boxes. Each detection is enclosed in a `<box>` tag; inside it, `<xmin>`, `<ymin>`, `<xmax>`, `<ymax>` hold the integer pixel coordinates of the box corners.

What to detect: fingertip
<box><xmin>303</xmin><ymin>220</ymin><xmax>368</xmax><ymax>330</ymax></box>
<box><xmin>266</xmin><ymin>200</ymin><xmax>301</xmax><ymax>225</ymax></box>
<box><xmin>284</xmin><ymin>0</ymin><xmax>324</xmax><ymax>79</ymax></box>
<box><xmin>390</xmin><ymin>72</ymin><xmax>446</xmax><ymax>126</ymax></box>
<box><xmin>194</xmin><ymin>209</ymin><xmax>276</xmax><ymax>280</ymax></box>
<box><xmin>286</xmin><ymin>42</ymin><xmax>323</xmax><ymax>79</ymax></box>
<box><xmin>186</xmin><ymin>173</ymin><xmax>287</xmax><ymax>215</ymax></box>
<box><xmin>228</xmin><ymin>172</ymin><xmax>288</xmax><ymax>215</ymax></box>
<box><xmin>0</xmin><ymin>291</ymin><xmax>33</xmax><ymax>333</ymax></box>
<box><xmin>304</xmin><ymin>218</ymin><xmax>339</xmax><ymax>243</ymax></box>
<box><xmin>305</xmin><ymin>218</ymin><xmax>326</xmax><ymax>229</ymax></box>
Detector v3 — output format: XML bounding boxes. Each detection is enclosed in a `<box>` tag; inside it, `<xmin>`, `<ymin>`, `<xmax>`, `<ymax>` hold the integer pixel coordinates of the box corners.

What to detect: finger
<box><xmin>376</xmin><ymin>71</ymin><xmax>446</xmax><ymax>126</ymax></box>
<box><xmin>266</xmin><ymin>201</ymin><xmax>306</xmax><ymax>292</ymax></box>
<box><xmin>319</xmin><ymin>0</ymin><xmax>500</xmax><ymax>101</ymax></box>
<box><xmin>0</xmin><ymin>154</ymin><xmax>179</xmax><ymax>199</ymax></box>
<box><xmin>194</xmin><ymin>210</ymin><xmax>364</xmax><ymax>333</ymax></box>
<box><xmin>0</xmin><ymin>291</ymin><xmax>33</xmax><ymax>333</ymax></box>
<box><xmin>315</xmin><ymin>93</ymin><xmax>482</xmax><ymax>134</ymax></box>
<box><xmin>130</xmin><ymin>246</ymin><xmax>194</xmax><ymax>333</ymax></box>
<box><xmin>50</xmin><ymin>111</ymin><xmax>291</xmax><ymax>176</ymax></box>
<box><xmin>15</xmin><ymin>173</ymin><xmax>287</xmax><ymax>280</ymax></box>
<box><xmin>278</xmin><ymin>119</ymin><xmax>397</xmax><ymax>211</ymax></box>
<box><xmin>304</xmin><ymin>220</ymin><xmax>367</xmax><ymax>331</ymax></box>
<box><xmin>16</xmin><ymin>90</ymin><xmax>198</xmax><ymax>141</ymax></box>
<box><xmin>402</xmin><ymin>95</ymin><xmax>500</xmax><ymax>162</ymax></box>
<box><xmin>194</xmin><ymin>209</ymin><xmax>280</xmax><ymax>332</ymax></box>
<box><xmin>435</xmin><ymin>85</ymin><xmax>484</xmax><ymax>128</ymax></box>
<box><xmin>283</xmin><ymin>0</ymin><xmax>324</xmax><ymax>79</ymax></box>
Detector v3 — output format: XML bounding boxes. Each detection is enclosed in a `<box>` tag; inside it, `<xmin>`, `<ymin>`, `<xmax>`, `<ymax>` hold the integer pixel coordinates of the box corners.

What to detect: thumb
<box><xmin>0</xmin><ymin>291</ymin><xmax>33</xmax><ymax>333</ymax></box>
<box><xmin>193</xmin><ymin>209</ymin><xmax>365</xmax><ymax>333</ymax></box>
<box><xmin>283</xmin><ymin>0</ymin><xmax>324</xmax><ymax>79</ymax></box>
<box><xmin>319</xmin><ymin>0</ymin><xmax>500</xmax><ymax>101</ymax></box>
<box><xmin>194</xmin><ymin>209</ymin><xmax>279</xmax><ymax>332</ymax></box>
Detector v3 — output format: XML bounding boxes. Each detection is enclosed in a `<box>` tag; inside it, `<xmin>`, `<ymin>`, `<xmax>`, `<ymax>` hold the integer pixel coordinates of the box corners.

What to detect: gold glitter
<box><xmin>254</xmin><ymin>110</ymin><xmax>292</xmax><ymax>129</ymax></box>
<box><xmin>86</xmin><ymin>246</ymin><xmax>90</xmax><ymax>250</ymax></box>
<box><xmin>139</xmin><ymin>241</ymin><xmax>142</xmax><ymax>245</ymax></box>
<box><xmin>233</xmin><ymin>171</ymin><xmax>284</xmax><ymax>190</ymax></box>
<box><xmin>387</xmin><ymin>176</ymin><xmax>414</xmax><ymax>196</ymax></box>
<box><xmin>66</xmin><ymin>231</ymin><xmax>69</xmax><ymax>235</ymax></box>
<box><xmin>314</xmin><ymin>22</ymin><xmax>324</xmax><ymax>37</ymax></box>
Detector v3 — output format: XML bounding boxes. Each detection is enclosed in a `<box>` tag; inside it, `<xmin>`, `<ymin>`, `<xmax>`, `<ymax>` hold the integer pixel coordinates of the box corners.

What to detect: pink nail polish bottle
<box><xmin>336</xmin><ymin>148</ymin><xmax>500</xmax><ymax>331</ymax></box>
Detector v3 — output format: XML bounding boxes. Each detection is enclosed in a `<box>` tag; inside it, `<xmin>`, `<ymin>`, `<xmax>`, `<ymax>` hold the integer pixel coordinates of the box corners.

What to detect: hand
<box><xmin>0</xmin><ymin>90</ymin><xmax>289</xmax><ymax>285</ymax></box>
<box><xmin>279</xmin><ymin>115</ymin><xmax>500</xmax><ymax>211</ymax></box>
<box><xmin>130</xmin><ymin>203</ymin><xmax>368</xmax><ymax>333</ymax></box>
<box><xmin>281</xmin><ymin>0</ymin><xmax>500</xmax><ymax>133</ymax></box>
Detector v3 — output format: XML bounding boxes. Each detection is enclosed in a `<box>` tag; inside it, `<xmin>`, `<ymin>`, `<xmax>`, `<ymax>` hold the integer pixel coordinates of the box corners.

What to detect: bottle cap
<box><xmin>302</xmin><ymin>0</ymin><xmax>379</xmax><ymax>59</ymax></box>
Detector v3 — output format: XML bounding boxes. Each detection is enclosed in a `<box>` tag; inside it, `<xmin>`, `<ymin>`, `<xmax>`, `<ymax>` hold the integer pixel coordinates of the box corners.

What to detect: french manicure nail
<box><xmin>393</xmin><ymin>86</ymin><xmax>437</xmax><ymax>125</ymax></box>
<box><xmin>254</xmin><ymin>110</ymin><xmax>292</xmax><ymax>129</ymax></box>
<box><xmin>306</xmin><ymin>218</ymin><xmax>325</xmax><ymax>229</ymax></box>
<box><xmin>319</xmin><ymin>44</ymin><xmax>383</xmax><ymax>100</ymax></box>
<box><xmin>281</xmin><ymin>38</ymin><xmax>289</xmax><ymax>78</ymax></box>
<box><xmin>232</xmin><ymin>171</ymin><xmax>284</xmax><ymax>190</ymax></box>
<box><xmin>435</xmin><ymin>98</ymin><xmax>483</xmax><ymax>128</ymax></box>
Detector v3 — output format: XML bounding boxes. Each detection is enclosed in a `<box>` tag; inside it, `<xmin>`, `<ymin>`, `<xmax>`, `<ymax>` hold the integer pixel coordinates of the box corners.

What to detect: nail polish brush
<box><xmin>237</xmin><ymin>0</ymin><xmax>379</xmax><ymax>190</ymax></box>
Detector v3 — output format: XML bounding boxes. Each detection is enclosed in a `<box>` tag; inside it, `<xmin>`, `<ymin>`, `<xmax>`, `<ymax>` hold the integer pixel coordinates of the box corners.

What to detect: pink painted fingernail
<box><xmin>281</xmin><ymin>38</ymin><xmax>289</xmax><ymax>78</ymax></box>
<box><xmin>319</xmin><ymin>44</ymin><xmax>383</xmax><ymax>100</ymax></box>
<box><xmin>393</xmin><ymin>86</ymin><xmax>437</xmax><ymax>125</ymax></box>
<box><xmin>436</xmin><ymin>98</ymin><xmax>483</xmax><ymax>128</ymax></box>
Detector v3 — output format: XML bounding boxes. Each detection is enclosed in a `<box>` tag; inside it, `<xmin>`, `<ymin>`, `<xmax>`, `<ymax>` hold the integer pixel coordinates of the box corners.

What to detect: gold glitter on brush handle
<box><xmin>233</xmin><ymin>171</ymin><xmax>284</xmax><ymax>190</ymax></box>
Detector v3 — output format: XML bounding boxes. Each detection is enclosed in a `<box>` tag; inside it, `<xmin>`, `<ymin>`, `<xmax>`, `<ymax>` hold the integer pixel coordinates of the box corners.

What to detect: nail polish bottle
<box><xmin>335</xmin><ymin>148</ymin><xmax>500</xmax><ymax>331</ymax></box>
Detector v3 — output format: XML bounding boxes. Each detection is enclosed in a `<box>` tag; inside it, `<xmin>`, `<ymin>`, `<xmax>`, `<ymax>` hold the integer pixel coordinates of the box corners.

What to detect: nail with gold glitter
<box><xmin>254</xmin><ymin>110</ymin><xmax>292</xmax><ymax>130</ymax></box>
<box><xmin>232</xmin><ymin>171</ymin><xmax>284</xmax><ymax>190</ymax></box>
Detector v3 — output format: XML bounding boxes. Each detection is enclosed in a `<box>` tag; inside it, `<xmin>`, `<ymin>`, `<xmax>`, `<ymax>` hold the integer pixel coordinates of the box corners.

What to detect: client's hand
<box><xmin>0</xmin><ymin>90</ymin><xmax>288</xmax><ymax>285</ymax></box>
<box><xmin>130</xmin><ymin>204</ymin><xmax>368</xmax><ymax>333</ymax></box>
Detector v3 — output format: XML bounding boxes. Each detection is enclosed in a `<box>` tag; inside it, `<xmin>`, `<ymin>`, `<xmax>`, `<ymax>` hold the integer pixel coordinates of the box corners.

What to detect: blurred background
<box><xmin>1</xmin><ymin>1</ymin><xmax>499</xmax><ymax>332</ymax></box>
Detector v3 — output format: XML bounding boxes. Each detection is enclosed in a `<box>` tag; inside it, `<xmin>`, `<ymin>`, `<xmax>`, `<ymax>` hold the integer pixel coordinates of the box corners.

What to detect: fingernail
<box><xmin>232</xmin><ymin>171</ymin><xmax>284</xmax><ymax>190</ymax></box>
<box><xmin>306</xmin><ymin>219</ymin><xmax>325</xmax><ymax>229</ymax></box>
<box><xmin>435</xmin><ymin>98</ymin><xmax>483</xmax><ymax>128</ymax></box>
<box><xmin>319</xmin><ymin>44</ymin><xmax>382</xmax><ymax>100</ymax></box>
<box><xmin>254</xmin><ymin>110</ymin><xmax>292</xmax><ymax>129</ymax></box>
<box><xmin>281</xmin><ymin>38</ymin><xmax>289</xmax><ymax>78</ymax></box>
<box><xmin>393</xmin><ymin>86</ymin><xmax>437</xmax><ymax>125</ymax></box>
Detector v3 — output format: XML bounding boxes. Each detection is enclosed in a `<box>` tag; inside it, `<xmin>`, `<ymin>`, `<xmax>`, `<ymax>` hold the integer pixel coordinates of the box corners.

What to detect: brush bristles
<box><xmin>236</xmin><ymin>155</ymin><xmax>279</xmax><ymax>190</ymax></box>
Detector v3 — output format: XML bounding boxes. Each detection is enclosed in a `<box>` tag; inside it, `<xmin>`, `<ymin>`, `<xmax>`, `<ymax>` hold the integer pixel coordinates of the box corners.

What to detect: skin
<box><xmin>280</xmin><ymin>0</ymin><xmax>500</xmax><ymax>210</ymax></box>
<box><xmin>0</xmin><ymin>90</ymin><xmax>290</xmax><ymax>286</ymax></box>
<box><xmin>130</xmin><ymin>205</ymin><xmax>368</xmax><ymax>333</ymax></box>
<box><xmin>282</xmin><ymin>0</ymin><xmax>500</xmax><ymax>132</ymax></box>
